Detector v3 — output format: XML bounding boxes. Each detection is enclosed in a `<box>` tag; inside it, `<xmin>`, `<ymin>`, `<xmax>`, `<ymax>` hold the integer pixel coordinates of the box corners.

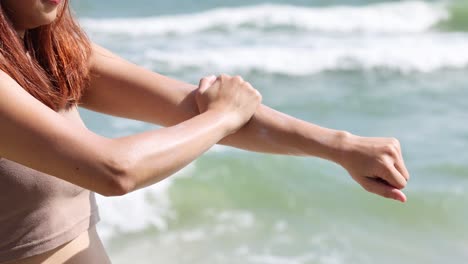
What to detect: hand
<box><xmin>195</xmin><ymin>74</ymin><xmax>262</xmax><ymax>134</ymax></box>
<box><xmin>335</xmin><ymin>133</ymin><xmax>410</xmax><ymax>202</ymax></box>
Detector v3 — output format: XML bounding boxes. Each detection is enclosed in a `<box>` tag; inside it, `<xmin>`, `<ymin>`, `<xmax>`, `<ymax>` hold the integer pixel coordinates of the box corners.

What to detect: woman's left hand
<box><xmin>334</xmin><ymin>133</ymin><xmax>410</xmax><ymax>202</ymax></box>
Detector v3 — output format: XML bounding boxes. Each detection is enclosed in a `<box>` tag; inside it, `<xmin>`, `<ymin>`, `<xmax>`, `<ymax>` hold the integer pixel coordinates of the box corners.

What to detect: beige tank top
<box><xmin>0</xmin><ymin>107</ymin><xmax>100</xmax><ymax>263</ymax></box>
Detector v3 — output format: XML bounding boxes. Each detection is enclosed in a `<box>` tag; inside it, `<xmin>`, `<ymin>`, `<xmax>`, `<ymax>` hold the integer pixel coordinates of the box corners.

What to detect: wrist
<box><xmin>327</xmin><ymin>130</ymin><xmax>356</xmax><ymax>165</ymax></box>
<box><xmin>203</xmin><ymin>109</ymin><xmax>240</xmax><ymax>137</ymax></box>
<box><xmin>295</xmin><ymin>121</ymin><xmax>355</xmax><ymax>161</ymax></box>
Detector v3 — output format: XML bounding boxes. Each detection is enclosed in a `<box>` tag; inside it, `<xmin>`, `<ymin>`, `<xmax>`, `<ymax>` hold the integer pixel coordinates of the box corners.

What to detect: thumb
<box><xmin>364</xmin><ymin>177</ymin><xmax>407</xmax><ymax>203</ymax></box>
<box><xmin>198</xmin><ymin>75</ymin><xmax>217</xmax><ymax>93</ymax></box>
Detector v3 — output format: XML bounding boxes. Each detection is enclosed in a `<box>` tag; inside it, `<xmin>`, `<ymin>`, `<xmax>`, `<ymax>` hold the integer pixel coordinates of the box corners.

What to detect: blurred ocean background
<box><xmin>72</xmin><ymin>0</ymin><xmax>468</xmax><ymax>263</ymax></box>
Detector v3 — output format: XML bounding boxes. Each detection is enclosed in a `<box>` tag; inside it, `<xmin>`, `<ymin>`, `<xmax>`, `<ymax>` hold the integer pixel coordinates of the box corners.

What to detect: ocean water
<box><xmin>73</xmin><ymin>0</ymin><xmax>468</xmax><ymax>263</ymax></box>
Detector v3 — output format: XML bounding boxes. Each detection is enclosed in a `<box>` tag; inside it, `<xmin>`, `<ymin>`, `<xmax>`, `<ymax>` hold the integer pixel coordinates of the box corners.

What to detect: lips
<box><xmin>47</xmin><ymin>0</ymin><xmax>62</xmax><ymax>5</ymax></box>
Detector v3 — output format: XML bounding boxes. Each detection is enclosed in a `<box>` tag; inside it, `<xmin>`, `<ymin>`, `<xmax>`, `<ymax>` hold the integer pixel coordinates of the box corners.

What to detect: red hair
<box><xmin>0</xmin><ymin>0</ymin><xmax>91</xmax><ymax>111</ymax></box>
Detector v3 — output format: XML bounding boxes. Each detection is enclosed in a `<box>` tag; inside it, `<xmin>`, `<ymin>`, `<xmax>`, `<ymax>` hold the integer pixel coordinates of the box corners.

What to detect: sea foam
<box><xmin>81</xmin><ymin>1</ymin><xmax>448</xmax><ymax>36</ymax></box>
<box><xmin>81</xmin><ymin>1</ymin><xmax>467</xmax><ymax>75</ymax></box>
<box><xmin>142</xmin><ymin>33</ymin><xmax>468</xmax><ymax>75</ymax></box>
<box><xmin>95</xmin><ymin>163</ymin><xmax>196</xmax><ymax>242</ymax></box>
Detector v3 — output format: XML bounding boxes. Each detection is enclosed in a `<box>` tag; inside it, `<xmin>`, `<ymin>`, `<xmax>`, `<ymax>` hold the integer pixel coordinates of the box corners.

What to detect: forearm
<box><xmin>83</xmin><ymin>46</ymin><xmax>345</xmax><ymax>161</ymax></box>
<box><xmin>114</xmin><ymin>81</ymin><xmax>346</xmax><ymax>161</ymax></box>
<box><xmin>220</xmin><ymin>104</ymin><xmax>346</xmax><ymax>161</ymax></box>
<box><xmin>109</xmin><ymin>110</ymin><xmax>230</xmax><ymax>192</ymax></box>
<box><xmin>136</xmin><ymin>82</ymin><xmax>346</xmax><ymax>160</ymax></box>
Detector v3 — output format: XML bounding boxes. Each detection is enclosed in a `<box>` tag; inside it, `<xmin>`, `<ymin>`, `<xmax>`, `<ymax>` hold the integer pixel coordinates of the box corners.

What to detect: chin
<box><xmin>30</xmin><ymin>11</ymin><xmax>58</xmax><ymax>28</ymax></box>
<box><xmin>41</xmin><ymin>12</ymin><xmax>58</xmax><ymax>25</ymax></box>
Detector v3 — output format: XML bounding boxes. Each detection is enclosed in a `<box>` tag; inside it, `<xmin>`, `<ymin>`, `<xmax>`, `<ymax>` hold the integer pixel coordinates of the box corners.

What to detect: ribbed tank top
<box><xmin>0</xmin><ymin>107</ymin><xmax>100</xmax><ymax>263</ymax></box>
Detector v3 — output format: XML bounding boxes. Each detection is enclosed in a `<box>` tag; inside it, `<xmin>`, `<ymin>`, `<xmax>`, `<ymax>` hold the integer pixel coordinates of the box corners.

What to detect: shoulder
<box><xmin>0</xmin><ymin>69</ymin><xmax>21</xmax><ymax>90</ymax></box>
<box><xmin>88</xmin><ymin>42</ymin><xmax>124</xmax><ymax>71</ymax></box>
<box><xmin>0</xmin><ymin>70</ymin><xmax>27</xmax><ymax>109</ymax></box>
<box><xmin>0</xmin><ymin>51</ymin><xmax>13</xmax><ymax>82</ymax></box>
<box><xmin>0</xmin><ymin>69</ymin><xmax>14</xmax><ymax>86</ymax></box>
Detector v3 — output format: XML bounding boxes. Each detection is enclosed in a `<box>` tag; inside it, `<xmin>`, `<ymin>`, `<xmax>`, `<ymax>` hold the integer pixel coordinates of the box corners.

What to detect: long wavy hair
<box><xmin>0</xmin><ymin>0</ymin><xmax>91</xmax><ymax>111</ymax></box>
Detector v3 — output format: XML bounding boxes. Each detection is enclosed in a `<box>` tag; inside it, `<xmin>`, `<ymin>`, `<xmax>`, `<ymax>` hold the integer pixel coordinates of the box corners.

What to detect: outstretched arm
<box><xmin>81</xmin><ymin>44</ymin><xmax>331</xmax><ymax>156</ymax></box>
<box><xmin>81</xmin><ymin>44</ymin><xmax>410</xmax><ymax>202</ymax></box>
<box><xmin>0</xmin><ymin>71</ymin><xmax>260</xmax><ymax>197</ymax></box>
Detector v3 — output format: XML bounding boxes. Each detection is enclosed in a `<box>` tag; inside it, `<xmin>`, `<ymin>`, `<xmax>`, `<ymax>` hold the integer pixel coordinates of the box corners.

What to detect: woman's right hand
<box><xmin>195</xmin><ymin>74</ymin><xmax>262</xmax><ymax>134</ymax></box>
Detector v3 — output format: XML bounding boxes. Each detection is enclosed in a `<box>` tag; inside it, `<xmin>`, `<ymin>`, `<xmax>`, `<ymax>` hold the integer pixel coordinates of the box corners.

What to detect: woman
<box><xmin>0</xmin><ymin>0</ymin><xmax>409</xmax><ymax>263</ymax></box>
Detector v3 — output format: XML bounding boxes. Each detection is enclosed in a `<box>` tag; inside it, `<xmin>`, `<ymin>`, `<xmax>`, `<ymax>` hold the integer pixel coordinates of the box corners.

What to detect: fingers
<box><xmin>395</xmin><ymin>160</ymin><xmax>410</xmax><ymax>182</ymax></box>
<box><xmin>394</xmin><ymin>153</ymin><xmax>410</xmax><ymax>183</ymax></box>
<box><xmin>367</xmin><ymin>139</ymin><xmax>408</xmax><ymax>202</ymax></box>
<box><xmin>380</xmin><ymin>160</ymin><xmax>407</xmax><ymax>190</ymax></box>
<box><xmin>345</xmin><ymin>136</ymin><xmax>410</xmax><ymax>203</ymax></box>
<box><xmin>198</xmin><ymin>75</ymin><xmax>217</xmax><ymax>93</ymax></box>
<box><xmin>232</xmin><ymin>75</ymin><xmax>244</xmax><ymax>83</ymax></box>
<box><xmin>378</xmin><ymin>137</ymin><xmax>409</xmax><ymax>188</ymax></box>
<box><xmin>386</xmin><ymin>137</ymin><xmax>410</xmax><ymax>180</ymax></box>
<box><xmin>362</xmin><ymin>177</ymin><xmax>407</xmax><ymax>203</ymax></box>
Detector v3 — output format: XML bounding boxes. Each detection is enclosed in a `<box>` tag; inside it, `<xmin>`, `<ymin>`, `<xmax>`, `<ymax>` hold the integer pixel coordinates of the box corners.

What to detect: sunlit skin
<box><xmin>0</xmin><ymin>0</ymin><xmax>409</xmax><ymax>263</ymax></box>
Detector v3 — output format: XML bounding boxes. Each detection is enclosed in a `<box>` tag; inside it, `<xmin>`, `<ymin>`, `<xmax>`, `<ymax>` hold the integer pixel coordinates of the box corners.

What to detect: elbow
<box><xmin>99</xmin><ymin>157</ymin><xmax>137</xmax><ymax>197</ymax></box>
<box><xmin>102</xmin><ymin>174</ymin><xmax>135</xmax><ymax>197</ymax></box>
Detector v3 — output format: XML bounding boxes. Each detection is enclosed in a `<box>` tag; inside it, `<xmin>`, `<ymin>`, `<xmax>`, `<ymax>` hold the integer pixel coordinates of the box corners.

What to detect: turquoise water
<box><xmin>74</xmin><ymin>0</ymin><xmax>468</xmax><ymax>263</ymax></box>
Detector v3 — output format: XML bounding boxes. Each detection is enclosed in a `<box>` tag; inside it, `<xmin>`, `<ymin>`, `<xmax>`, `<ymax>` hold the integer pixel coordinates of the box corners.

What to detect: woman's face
<box><xmin>2</xmin><ymin>0</ymin><xmax>63</xmax><ymax>31</ymax></box>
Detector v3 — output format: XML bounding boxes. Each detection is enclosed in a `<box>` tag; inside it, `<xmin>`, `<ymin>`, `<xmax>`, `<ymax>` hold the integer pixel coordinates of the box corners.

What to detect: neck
<box><xmin>16</xmin><ymin>28</ymin><xmax>26</xmax><ymax>40</ymax></box>
<box><xmin>6</xmin><ymin>15</ymin><xmax>27</xmax><ymax>39</ymax></box>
